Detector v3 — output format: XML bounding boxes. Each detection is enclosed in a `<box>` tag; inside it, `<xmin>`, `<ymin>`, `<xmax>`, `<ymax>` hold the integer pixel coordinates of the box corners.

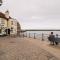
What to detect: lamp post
<box><xmin>0</xmin><ymin>0</ymin><xmax>3</xmax><ymax>6</ymax></box>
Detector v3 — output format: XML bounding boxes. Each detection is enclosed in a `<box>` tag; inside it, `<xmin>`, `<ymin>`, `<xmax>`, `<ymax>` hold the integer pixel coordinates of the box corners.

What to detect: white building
<box><xmin>0</xmin><ymin>11</ymin><xmax>21</xmax><ymax>36</ymax></box>
<box><xmin>8</xmin><ymin>18</ymin><xmax>17</xmax><ymax>35</ymax></box>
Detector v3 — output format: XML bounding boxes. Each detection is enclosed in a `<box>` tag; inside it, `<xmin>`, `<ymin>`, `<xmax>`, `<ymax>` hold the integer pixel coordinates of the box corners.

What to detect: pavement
<box><xmin>25</xmin><ymin>37</ymin><xmax>60</xmax><ymax>59</ymax></box>
<box><xmin>0</xmin><ymin>37</ymin><xmax>60</xmax><ymax>60</ymax></box>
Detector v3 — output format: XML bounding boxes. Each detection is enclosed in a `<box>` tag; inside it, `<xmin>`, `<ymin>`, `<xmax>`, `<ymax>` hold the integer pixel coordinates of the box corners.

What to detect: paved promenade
<box><xmin>0</xmin><ymin>37</ymin><xmax>60</xmax><ymax>60</ymax></box>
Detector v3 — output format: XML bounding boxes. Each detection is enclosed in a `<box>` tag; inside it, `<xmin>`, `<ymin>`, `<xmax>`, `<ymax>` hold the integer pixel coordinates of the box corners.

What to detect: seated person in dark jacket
<box><xmin>48</xmin><ymin>32</ymin><xmax>55</xmax><ymax>45</ymax></box>
<box><xmin>55</xmin><ymin>34</ymin><xmax>59</xmax><ymax>45</ymax></box>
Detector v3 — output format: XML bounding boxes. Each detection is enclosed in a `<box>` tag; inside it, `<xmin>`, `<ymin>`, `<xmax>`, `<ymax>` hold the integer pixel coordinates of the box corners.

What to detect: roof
<box><xmin>0</xmin><ymin>12</ymin><xmax>11</xmax><ymax>20</ymax></box>
<box><xmin>0</xmin><ymin>12</ymin><xmax>8</xmax><ymax>20</ymax></box>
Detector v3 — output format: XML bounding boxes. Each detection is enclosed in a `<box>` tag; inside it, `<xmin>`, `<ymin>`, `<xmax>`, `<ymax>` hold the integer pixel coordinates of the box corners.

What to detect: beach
<box><xmin>0</xmin><ymin>36</ymin><xmax>60</xmax><ymax>60</ymax></box>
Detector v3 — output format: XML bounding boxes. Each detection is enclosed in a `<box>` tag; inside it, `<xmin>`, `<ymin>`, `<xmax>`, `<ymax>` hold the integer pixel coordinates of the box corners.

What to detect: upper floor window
<box><xmin>1</xmin><ymin>20</ymin><xmax>5</xmax><ymax>24</ymax></box>
<box><xmin>11</xmin><ymin>21</ymin><xmax>13</xmax><ymax>25</ymax></box>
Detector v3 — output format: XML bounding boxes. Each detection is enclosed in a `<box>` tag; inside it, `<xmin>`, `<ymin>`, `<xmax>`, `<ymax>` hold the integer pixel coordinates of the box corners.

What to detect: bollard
<box><xmin>42</xmin><ymin>33</ymin><xmax>44</xmax><ymax>41</ymax></box>
<box><xmin>23</xmin><ymin>33</ymin><xmax>24</xmax><ymax>38</ymax></box>
<box><xmin>26</xmin><ymin>32</ymin><xmax>27</xmax><ymax>37</ymax></box>
<box><xmin>20</xmin><ymin>32</ymin><xmax>22</xmax><ymax>37</ymax></box>
<box><xmin>34</xmin><ymin>33</ymin><xmax>36</xmax><ymax>39</ymax></box>
<box><xmin>29</xmin><ymin>33</ymin><xmax>30</xmax><ymax>38</ymax></box>
<box><xmin>19</xmin><ymin>32</ymin><xmax>21</xmax><ymax>37</ymax></box>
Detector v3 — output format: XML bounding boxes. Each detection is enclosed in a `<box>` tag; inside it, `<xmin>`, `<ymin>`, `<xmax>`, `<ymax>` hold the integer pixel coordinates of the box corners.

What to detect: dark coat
<box><xmin>48</xmin><ymin>35</ymin><xmax>55</xmax><ymax>42</ymax></box>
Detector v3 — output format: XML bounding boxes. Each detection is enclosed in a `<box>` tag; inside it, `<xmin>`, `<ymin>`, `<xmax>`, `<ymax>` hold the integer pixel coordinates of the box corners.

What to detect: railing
<box><xmin>20</xmin><ymin>32</ymin><xmax>60</xmax><ymax>41</ymax></box>
<box><xmin>20</xmin><ymin>32</ymin><xmax>48</xmax><ymax>40</ymax></box>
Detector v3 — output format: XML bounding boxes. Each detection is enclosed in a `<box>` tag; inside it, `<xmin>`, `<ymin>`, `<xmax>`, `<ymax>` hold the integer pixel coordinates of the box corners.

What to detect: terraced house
<box><xmin>0</xmin><ymin>11</ymin><xmax>21</xmax><ymax>36</ymax></box>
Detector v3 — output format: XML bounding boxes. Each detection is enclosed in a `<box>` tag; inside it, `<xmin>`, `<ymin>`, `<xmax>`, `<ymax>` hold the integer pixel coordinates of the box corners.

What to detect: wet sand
<box><xmin>0</xmin><ymin>37</ymin><xmax>59</xmax><ymax>60</ymax></box>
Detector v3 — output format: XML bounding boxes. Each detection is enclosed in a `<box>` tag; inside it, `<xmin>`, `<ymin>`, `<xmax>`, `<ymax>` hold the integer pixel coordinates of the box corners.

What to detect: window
<box><xmin>1</xmin><ymin>20</ymin><xmax>5</xmax><ymax>24</ymax></box>
<box><xmin>1</xmin><ymin>20</ymin><xmax>5</xmax><ymax>27</ymax></box>
<box><xmin>0</xmin><ymin>29</ymin><xmax>1</xmax><ymax>33</ymax></box>
<box><xmin>11</xmin><ymin>27</ymin><xmax>13</xmax><ymax>33</ymax></box>
<box><xmin>11</xmin><ymin>21</ymin><xmax>13</xmax><ymax>25</ymax></box>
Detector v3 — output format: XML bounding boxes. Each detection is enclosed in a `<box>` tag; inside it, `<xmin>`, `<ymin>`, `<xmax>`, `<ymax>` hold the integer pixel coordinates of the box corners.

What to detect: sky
<box><xmin>0</xmin><ymin>0</ymin><xmax>60</xmax><ymax>29</ymax></box>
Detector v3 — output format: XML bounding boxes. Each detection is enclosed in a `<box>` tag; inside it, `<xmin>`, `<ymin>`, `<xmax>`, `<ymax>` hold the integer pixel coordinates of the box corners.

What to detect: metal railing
<box><xmin>20</xmin><ymin>32</ymin><xmax>60</xmax><ymax>41</ymax></box>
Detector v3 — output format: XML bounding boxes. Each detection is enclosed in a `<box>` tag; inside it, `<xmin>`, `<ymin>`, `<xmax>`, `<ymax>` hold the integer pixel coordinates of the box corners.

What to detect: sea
<box><xmin>23</xmin><ymin>30</ymin><xmax>60</xmax><ymax>40</ymax></box>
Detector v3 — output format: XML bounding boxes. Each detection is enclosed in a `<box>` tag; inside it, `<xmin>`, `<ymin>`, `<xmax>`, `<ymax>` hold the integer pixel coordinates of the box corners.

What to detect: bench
<box><xmin>55</xmin><ymin>38</ymin><xmax>60</xmax><ymax>43</ymax></box>
<box><xmin>48</xmin><ymin>37</ymin><xmax>60</xmax><ymax>44</ymax></box>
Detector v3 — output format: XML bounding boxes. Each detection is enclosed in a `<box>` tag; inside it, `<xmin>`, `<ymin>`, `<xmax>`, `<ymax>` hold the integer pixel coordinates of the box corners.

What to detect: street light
<box><xmin>0</xmin><ymin>0</ymin><xmax>3</xmax><ymax>6</ymax></box>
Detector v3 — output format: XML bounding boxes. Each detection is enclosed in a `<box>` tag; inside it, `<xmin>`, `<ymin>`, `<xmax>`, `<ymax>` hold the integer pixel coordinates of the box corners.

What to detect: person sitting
<box><xmin>55</xmin><ymin>34</ymin><xmax>59</xmax><ymax>45</ymax></box>
<box><xmin>48</xmin><ymin>32</ymin><xmax>55</xmax><ymax>45</ymax></box>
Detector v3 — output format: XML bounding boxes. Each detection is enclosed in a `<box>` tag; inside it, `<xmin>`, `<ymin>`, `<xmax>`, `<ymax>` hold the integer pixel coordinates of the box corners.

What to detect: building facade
<box><xmin>8</xmin><ymin>18</ymin><xmax>17</xmax><ymax>35</ymax></box>
<box><xmin>0</xmin><ymin>12</ymin><xmax>8</xmax><ymax>35</ymax></box>
<box><xmin>17</xmin><ymin>22</ymin><xmax>21</xmax><ymax>36</ymax></box>
<box><xmin>0</xmin><ymin>11</ymin><xmax>21</xmax><ymax>36</ymax></box>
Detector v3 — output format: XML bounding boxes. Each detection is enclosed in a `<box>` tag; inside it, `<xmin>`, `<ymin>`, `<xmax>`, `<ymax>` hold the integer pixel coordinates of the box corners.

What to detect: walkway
<box><xmin>25</xmin><ymin>37</ymin><xmax>60</xmax><ymax>59</ymax></box>
<box><xmin>0</xmin><ymin>37</ymin><xmax>60</xmax><ymax>60</ymax></box>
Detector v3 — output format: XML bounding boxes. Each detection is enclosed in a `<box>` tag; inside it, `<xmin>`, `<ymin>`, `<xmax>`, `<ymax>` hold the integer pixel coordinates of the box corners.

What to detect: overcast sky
<box><xmin>0</xmin><ymin>0</ymin><xmax>60</xmax><ymax>29</ymax></box>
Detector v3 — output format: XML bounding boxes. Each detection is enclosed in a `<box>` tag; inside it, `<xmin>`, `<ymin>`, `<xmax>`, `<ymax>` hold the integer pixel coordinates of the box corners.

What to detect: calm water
<box><xmin>23</xmin><ymin>31</ymin><xmax>60</xmax><ymax>39</ymax></box>
<box><xmin>26</xmin><ymin>31</ymin><xmax>60</xmax><ymax>35</ymax></box>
